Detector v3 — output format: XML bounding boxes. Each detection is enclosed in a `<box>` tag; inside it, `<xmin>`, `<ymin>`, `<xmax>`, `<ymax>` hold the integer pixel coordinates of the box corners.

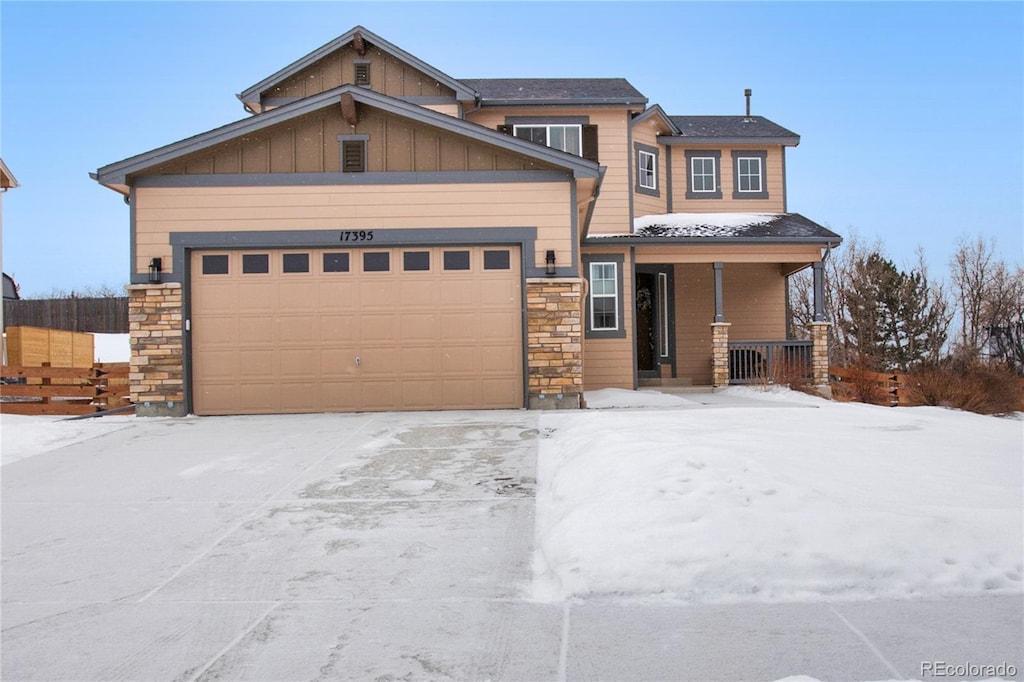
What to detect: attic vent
<box><xmin>341</xmin><ymin>140</ymin><xmax>366</xmax><ymax>172</ymax></box>
<box><xmin>354</xmin><ymin>62</ymin><xmax>370</xmax><ymax>87</ymax></box>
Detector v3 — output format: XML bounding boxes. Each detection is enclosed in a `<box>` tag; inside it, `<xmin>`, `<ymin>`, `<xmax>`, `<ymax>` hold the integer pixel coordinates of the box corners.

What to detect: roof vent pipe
<box><xmin>744</xmin><ymin>88</ymin><xmax>752</xmax><ymax>120</ymax></box>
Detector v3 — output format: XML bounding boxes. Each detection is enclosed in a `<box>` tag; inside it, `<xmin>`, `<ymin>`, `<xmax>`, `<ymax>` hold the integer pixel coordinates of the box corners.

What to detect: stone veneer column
<box><xmin>711</xmin><ymin>322</ymin><xmax>731</xmax><ymax>387</ymax></box>
<box><xmin>810</xmin><ymin>321</ymin><xmax>832</xmax><ymax>399</ymax></box>
<box><xmin>526</xmin><ymin>278</ymin><xmax>583</xmax><ymax>409</ymax></box>
<box><xmin>128</xmin><ymin>283</ymin><xmax>187</xmax><ymax>417</ymax></box>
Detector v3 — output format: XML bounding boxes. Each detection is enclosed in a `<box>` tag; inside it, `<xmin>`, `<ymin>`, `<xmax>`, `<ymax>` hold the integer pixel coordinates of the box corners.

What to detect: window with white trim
<box><xmin>731</xmin><ymin>150</ymin><xmax>768</xmax><ymax>199</ymax></box>
<box><xmin>513</xmin><ymin>124</ymin><xmax>582</xmax><ymax>156</ymax></box>
<box><xmin>589</xmin><ymin>262</ymin><xmax>618</xmax><ymax>331</ymax></box>
<box><xmin>737</xmin><ymin>157</ymin><xmax>762</xmax><ymax>192</ymax></box>
<box><xmin>691</xmin><ymin>157</ymin><xmax>716</xmax><ymax>192</ymax></box>
<box><xmin>638</xmin><ymin>150</ymin><xmax>656</xmax><ymax>190</ymax></box>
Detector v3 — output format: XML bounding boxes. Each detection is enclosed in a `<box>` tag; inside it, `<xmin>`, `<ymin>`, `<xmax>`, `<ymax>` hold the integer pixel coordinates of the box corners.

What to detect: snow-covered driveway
<box><xmin>2</xmin><ymin>411</ymin><xmax>552</xmax><ymax>681</ymax></box>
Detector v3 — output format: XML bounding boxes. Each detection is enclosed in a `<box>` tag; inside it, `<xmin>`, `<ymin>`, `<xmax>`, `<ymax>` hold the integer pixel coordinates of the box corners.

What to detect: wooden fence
<box><xmin>0</xmin><ymin>363</ymin><xmax>130</xmax><ymax>415</ymax></box>
<box><xmin>4</xmin><ymin>326</ymin><xmax>94</xmax><ymax>367</ymax></box>
<box><xmin>3</xmin><ymin>297</ymin><xmax>129</xmax><ymax>333</ymax></box>
<box><xmin>829</xmin><ymin>366</ymin><xmax>906</xmax><ymax>406</ymax></box>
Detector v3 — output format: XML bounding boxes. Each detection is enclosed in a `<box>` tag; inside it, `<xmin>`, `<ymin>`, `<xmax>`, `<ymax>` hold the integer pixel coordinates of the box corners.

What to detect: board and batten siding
<box><xmin>133</xmin><ymin>182</ymin><xmax>575</xmax><ymax>275</ymax></box>
<box><xmin>669</xmin><ymin>144</ymin><xmax>786</xmax><ymax>213</ymax></box>
<box><xmin>265</xmin><ymin>45</ymin><xmax>456</xmax><ymax>104</ymax></box>
<box><xmin>582</xmin><ymin>248</ymin><xmax>634</xmax><ymax>391</ymax></box>
<box><xmin>146</xmin><ymin>108</ymin><xmax>558</xmax><ymax>177</ymax></box>
<box><xmin>466</xmin><ymin>107</ymin><xmax>633</xmax><ymax>235</ymax></box>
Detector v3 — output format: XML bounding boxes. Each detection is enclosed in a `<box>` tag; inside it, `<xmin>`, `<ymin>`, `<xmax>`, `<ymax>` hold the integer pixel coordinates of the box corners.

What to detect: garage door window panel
<box><xmin>323</xmin><ymin>252</ymin><xmax>351</xmax><ymax>273</ymax></box>
<box><xmin>242</xmin><ymin>254</ymin><xmax>270</xmax><ymax>274</ymax></box>
<box><xmin>444</xmin><ymin>250</ymin><xmax>471</xmax><ymax>271</ymax></box>
<box><xmin>202</xmin><ymin>254</ymin><xmax>230</xmax><ymax>275</ymax></box>
<box><xmin>484</xmin><ymin>250</ymin><xmax>511</xmax><ymax>270</ymax></box>
<box><xmin>403</xmin><ymin>251</ymin><xmax>430</xmax><ymax>271</ymax></box>
<box><xmin>283</xmin><ymin>253</ymin><xmax>310</xmax><ymax>273</ymax></box>
<box><xmin>363</xmin><ymin>252</ymin><xmax>390</xmax><ymax>272</ymax></box>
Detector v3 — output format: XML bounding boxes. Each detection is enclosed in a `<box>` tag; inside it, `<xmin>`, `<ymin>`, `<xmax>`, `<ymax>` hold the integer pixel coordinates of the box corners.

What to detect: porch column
<box><xmin>128</xmin><ymin>283</ymin><xmax>187</xmax><ymax>417</ymax></box>
<box><xmin>810</xmin><ymin>321</ymin><xmax>832</xmax><ymax>398</ymax></box>
<box><xmin>713</xmin><ymin>262</ymin><xmax>725</xmax><ymax>322</ymax></box>
<box><xmin>812</xmin><ymin>261</ymin><xmax>825</xmax><ymax>322</ymax></box>
<box><xmin>711</xmin><ymin>322</ymin><xmax>731</xmax><ymax>387</ymax></box>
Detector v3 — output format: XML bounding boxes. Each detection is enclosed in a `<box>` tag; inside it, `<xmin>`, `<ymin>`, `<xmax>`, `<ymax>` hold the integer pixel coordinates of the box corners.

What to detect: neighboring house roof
<box><xmin>659</xmin><ymin>116</ymin><xmax>800</xmax><ymax>145</ymax></box>
<box><xmin>3</xmin><ymin>273</ymin><xmax>19</xmax><ymax>300</ymax></box>
<box><xmin>94</xmin><ymin>84</ymin><xmax>600</xmax><ymax>190</ymax></box>
<box><xmin>585</xmin><ymin>212</ymin><xmax>841</xmax><ymax>244</ymax></box>
<box><xmin>0</xmin><ymin>157</ymin><xmax>19</xmax><ymax>189</ymax></box>
<box><xmin>460</xmin><ymin>78</ymin><xmax>648</xmax><ymax>107</ymax></box>
<box><xmin>237</xmin><ymin>25</ymin><xmax>478</xmax><ymax>110</ymax></box>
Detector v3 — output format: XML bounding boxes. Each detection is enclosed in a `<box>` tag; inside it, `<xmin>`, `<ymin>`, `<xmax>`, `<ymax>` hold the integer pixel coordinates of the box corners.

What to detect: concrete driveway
<box><xmin>3</xmin><ymin>410</ymin><xmax>1021</xmax><ymax>681</ymax></box>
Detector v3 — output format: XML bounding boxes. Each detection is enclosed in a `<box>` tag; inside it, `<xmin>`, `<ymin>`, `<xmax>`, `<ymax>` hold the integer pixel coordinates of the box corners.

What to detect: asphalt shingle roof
<box><xmin>667</xmin><ymin>116</ymin><xmax>799</xmax><ymax>139</ymax></box>
<box><xmin>586</xmin><ymin>213</ymin><xmax>841</xmax><ymax>243</ymax></box>
<box><xmin>461</xmin><ymin>78</ymin><xmax>648</xmax><ymax>105</ymax></box>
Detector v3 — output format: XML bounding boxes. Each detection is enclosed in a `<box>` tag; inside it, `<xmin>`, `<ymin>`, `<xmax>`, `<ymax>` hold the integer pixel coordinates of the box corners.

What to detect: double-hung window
<box><xmin>513</xmin><ymin>124</ymin><xmax>582</xmax><ymax>156</ymax></box>
<box><xmin>731</xmin><ymin>150</ymin><xmax>769</xmax><ymax>199</ymax></box>
<box><xmin>634</xmin><ymin>143</ymin><xmax>660</xmax><ymax>196</ymax></box>
<box><xmin>685</xmin><ymin>150</ymin><xmax>723</xmax><ymax>200</ymax></box>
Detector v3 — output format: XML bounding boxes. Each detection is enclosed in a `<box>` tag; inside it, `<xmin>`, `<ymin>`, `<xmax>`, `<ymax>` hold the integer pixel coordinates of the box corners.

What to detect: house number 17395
<box><xmin>340</xmin><ymin>230</ymin><xmax>374</xmax><ymax>242</ymax></box>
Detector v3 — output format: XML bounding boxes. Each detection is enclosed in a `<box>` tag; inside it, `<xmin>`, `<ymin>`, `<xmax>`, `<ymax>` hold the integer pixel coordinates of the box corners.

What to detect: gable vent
<box><xmin>354</xmin><ymin>62</ymin><xmax>370</xmax><ymax>87</ymax></box>
<box><xmin>342</xmin><ymin>140</ymin><xmax>366</xmax><ymax>172</ymax></box>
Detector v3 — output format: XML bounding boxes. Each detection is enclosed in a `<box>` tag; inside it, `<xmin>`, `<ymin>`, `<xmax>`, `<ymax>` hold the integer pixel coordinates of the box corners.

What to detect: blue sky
<box><xmin>1</xmin><ymin>1</ymin><xmax>1021</xmax><ymax>296</ymax></box>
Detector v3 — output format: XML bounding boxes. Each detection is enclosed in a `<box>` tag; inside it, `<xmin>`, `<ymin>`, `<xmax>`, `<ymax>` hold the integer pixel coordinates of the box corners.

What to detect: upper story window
<box><xmin>685</xmin><ymin>150</ymin><xmax>723</xmax><ymax>200</ymax></box>
<box><xmin>731</xmin><ymin>150</ymin><xmax>769</xmax><ymax>199</ymax></box>
<box><xmin>513</xmin><ymin>124</ymin><xmax>582</xmax><ymax>156</ymax></box>
<box><xmin>634</xmin><ymin>143</ymin><xmax>659</xmax><ymax>197</ymax></box>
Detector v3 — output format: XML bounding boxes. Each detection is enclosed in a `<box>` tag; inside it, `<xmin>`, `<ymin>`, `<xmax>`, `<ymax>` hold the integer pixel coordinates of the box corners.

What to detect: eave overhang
<box><xmin>94</xmin><ymin>85</ymin><xmax>599</xmax><ymax>192</ymax></box>
<box><xmin>480</xmin><ymin>97</ymin><xmax>648</xmax><ymax>108</ymax></box>
<box><xmin>657</xmin><ymin>135</ymin><xmax>800</xmax><ymax>146</ymax></box>
<box><xmin>236</xmin><ymin>25</ymin><xmax>477</xmax><ymax>111</ymax></box>
<box><xmin>631</xmin><ymin>104</ymin><xmax>676</xmax><ymax>133</ymax></box>
<box><xmin>0</xmin><ymin>158</ymin><xmax>19</xmax><ymax>189</ymax></box>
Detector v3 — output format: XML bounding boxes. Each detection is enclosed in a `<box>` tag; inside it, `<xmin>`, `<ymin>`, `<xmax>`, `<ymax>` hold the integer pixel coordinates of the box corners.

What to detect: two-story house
<box><xmin>93</xmin><ymin>26</ymin><xmax>840</xmax><ymax>417</ymax></box>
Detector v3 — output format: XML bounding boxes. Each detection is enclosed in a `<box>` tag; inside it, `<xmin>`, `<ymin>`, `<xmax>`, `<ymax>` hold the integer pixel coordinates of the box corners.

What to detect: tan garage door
<box><xmin>190</xmin><ymin>246</ymin><xmax>523</xmax><ymax>415</ymax></box>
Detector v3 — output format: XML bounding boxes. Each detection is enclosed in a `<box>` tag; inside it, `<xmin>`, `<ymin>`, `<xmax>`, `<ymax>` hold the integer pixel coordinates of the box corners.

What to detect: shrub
<box><xmin>902</xmin><ymin>359</ymin><xmax>1022</xmax><ymax>415</ymax></box>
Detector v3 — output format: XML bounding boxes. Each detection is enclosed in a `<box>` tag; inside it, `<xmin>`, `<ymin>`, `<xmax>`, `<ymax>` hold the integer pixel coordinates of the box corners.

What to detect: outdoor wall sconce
<box><xmin>148</xmin><ymin>257</ymin><xmax>162</xmax><ymax>284</ymax></box>
<box><xmin>545</xmin><ymin>250</ymin><xmax>556</xmax><ymax>276</ymax></box>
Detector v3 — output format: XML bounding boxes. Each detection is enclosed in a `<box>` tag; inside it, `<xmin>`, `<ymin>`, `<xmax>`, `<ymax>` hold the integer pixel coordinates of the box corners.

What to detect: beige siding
<box><xmin>669</xmin><ymin>144</ymin><xmax>787</xmax><ymax>213</ymax></box>
<box><xmin>135</xmin><ymin>183</ymin><xmax>574</xmax><ymax>275</ymax></box>
<box><xmin>723</xmin><ymin>263</ymin><xmax>788</xmax><ymax>341</ymax></box>
<box><xmin>630</xmin><ymin>120</ymin><xmax>668</xmax><ymax>218</ymax></box>
<box><xmin>267</xmin><ymin>44</ymin><xmax>457</xmax><ymax>103</ymax></box>
<box><xmin>420</xmin><ymin>103</ymin><xmax>460</xmax><ymax>117</ymax></box>
<box><xmin>634</xmin><ymin>243</ymin><xmax>821</xmax><ymax>264</ymax></box>
<box><xmin>147</xmin><ymin>107</ymin><xmax>559</xmax><ymax>177</ymax></box>
<box><xmin>674</xmin><ymin>263</ymin><xmax>715</xmax><ymax>385</ymax></box>
<box><xmin>466</xmin><ymin>107</ymin><xmax>633</xmax><ymax>234</ymax></box>
<box><xmin>582</xmin><ymin>248</ymin><xmax>634</xmax><ymax>391</ymax></box>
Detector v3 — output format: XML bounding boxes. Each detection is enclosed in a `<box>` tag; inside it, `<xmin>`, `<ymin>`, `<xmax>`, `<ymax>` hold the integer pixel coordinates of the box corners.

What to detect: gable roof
<box><xmin>585</xmin><ymin>212</ymin><xmax>841</xmax><ymax>245</ymax></box>
<box><xmin>460</xmin><ymin>78</ymin><xmax>647</xmax><ymax>107</ymax></box>
<box><xmin>237</xmin><ymin>25</ymin><xmax>477</xmax><ymax>110</ymax></box>
<box><xmin>631</xmin><ymin>104</ymin><xmax>676</xmax><ymax>133</ymax></box>
<box><xmin>0</xmin><ymin>157</ymin><xmax>18</xmax><ymax>189</ymax></box>
<box><xmin>659</xmin><ymin>116</ymin><xmax>800</xmax><ymax>145</ymax></box>
<box><xmin>94</xmin><ymin>85</ymin><xmax>599</xmax><ymax>191</ymax></box>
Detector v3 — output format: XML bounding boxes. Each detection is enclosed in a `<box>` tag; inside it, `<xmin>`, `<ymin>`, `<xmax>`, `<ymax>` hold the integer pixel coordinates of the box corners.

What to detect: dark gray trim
<box><xmin>129</xmin><ymin>186</ymin><xmax>137</xmax><ymax>282</ymax></box>
<box><xmin>634</xmin><ymin>142</ymin><xmax>660</xmax><ymax>198</ymax></box>
<box><xmin>133</xmin><ymin>170</ymin><xmax>572</xmax><ymax>188</ymax></box>
<box><xmin>658</xmin><ymin>135</ymin><xmax>799</xmax><ymax>146</ymax></box>
<box><xmin>636</xmin><ymin>264</ymin><xmax>676</xmax><ymax>379</ymax></box>
<box><xmin>627</xmin><ymin>113</ymin><xmax>635</xmax><ymax>224</ymax></box>
<box><xmin>97</xmin><ymin>85</ymin><xmax>599</xmax><ymax>185</ymax></box>
<box><xmin>685</xmin><ymin>150</ymin><xmax>722</xmax><ymax>200</ymax></box>
<box><xmin>480</xmin><ymin>99</ymin><xmax>646</xmax><ymax>107</ymax></box>
<box><xmin>337</xmin><ymin>134</ymin><xmax>370</xmax><ymax>142</ymax></box>
<box><xmin>570</xmin><ymin>180</ymin><xmax>579</xmax><ymax>276</ymax></box>
<box><xmin>182</xmin><ymin>252</ymin><xmax>194</xmax><ymax>415</ymax></box>
<box><xmin>581</xmin><ymin>166</ymin><xmax>607</xmax><ymax>241</ymax></box>
<box><xmin>782</xmin><ymin>147</ymin><xmax>788</xmax><ymax>213</ymax></box>
<box><xmin>504</xmin><ymin>115</ymin><xmax>591</xmax><ymax>125</ymax></box>
<box><xmin>519</xmin><ymin>254</ymin><xmax>529</xmax><ymax>409</ymax></box>
<box><xmin>631</xmin><ymin>248</ymin><xmax>638</xmax><ymax>389</ymax></box>
<box><xmin>813</xmin><ymin>261</ymin><xmax>825</xmax><ymax>322</ymax></box>
<box><xmin>731</xmin><ymin>150</ymin><xmax>769</xmax><ymax>200</ymax></box>
<box><xmin>665</xmin><ymin>146</ymin><xmax>673</xmax><ymax>212</ymax></box>
<box><xmin>582</xmin><ymin>253</ymin><xmax>627</xmax><ymax>340</ymax></box>
<box><xmin>261</xmin><ymin>97</ymin><xmax>301</xmax><ymax>108</ymax></box>
<box><xmin>236</xmin><ymin>25</ymin><xmax>477</xmax><ymax>105</ymax></box>
<box><xmin>583</xmin><ymin>236</ymin><xmax>844</xmax><ymax>247</ymax></box>
<box><xmin>713</xmin><ymin>262</ymin><xmax>725</xmax><ymax>322</ymax></box>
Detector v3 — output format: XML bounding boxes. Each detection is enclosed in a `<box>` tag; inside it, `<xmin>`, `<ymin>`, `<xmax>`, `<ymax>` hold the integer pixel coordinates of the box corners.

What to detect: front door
<box><xmin>635</xmin><ymin>266</ymin><xmax>674</xmax><ymax>379</ymax></box>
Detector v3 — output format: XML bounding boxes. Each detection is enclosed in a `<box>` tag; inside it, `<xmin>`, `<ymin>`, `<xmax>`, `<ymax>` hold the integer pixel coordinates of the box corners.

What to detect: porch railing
<box><xmin>728</xmin><ymin>340</ymin><xmax>813</xmax><ymax>385</ymax></box>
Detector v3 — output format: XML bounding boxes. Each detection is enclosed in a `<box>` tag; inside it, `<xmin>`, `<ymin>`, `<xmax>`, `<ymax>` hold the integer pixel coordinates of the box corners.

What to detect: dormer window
<box><xmin>354</xmin><ymin>61</ymin><xmax>370</xmax><ymax>87</ymax></box>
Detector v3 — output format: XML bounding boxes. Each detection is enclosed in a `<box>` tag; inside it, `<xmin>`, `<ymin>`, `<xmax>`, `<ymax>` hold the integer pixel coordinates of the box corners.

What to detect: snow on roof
<box><xmin>634</xmin><ymin>212</ymin><xmax>780</xmax><ymax>236</ymax></box>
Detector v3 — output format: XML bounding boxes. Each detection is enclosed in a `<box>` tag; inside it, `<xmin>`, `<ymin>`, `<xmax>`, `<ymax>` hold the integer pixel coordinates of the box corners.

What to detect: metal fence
<box><xmin>3</xmin><ymin>297</ymin><xmax>129</xmax><ymax>333</ymax></box>
<box><xmin>728</xmin><ymin>340</ymin><xmax>813</xmax><ymax>385</ymax></box>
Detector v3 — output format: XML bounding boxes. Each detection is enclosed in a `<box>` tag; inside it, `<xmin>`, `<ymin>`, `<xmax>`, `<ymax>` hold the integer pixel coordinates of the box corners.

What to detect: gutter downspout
<box><xmin>580</xmin><ymin>166</ymin><xmax>607</xmax><ymax>241</ymax></box>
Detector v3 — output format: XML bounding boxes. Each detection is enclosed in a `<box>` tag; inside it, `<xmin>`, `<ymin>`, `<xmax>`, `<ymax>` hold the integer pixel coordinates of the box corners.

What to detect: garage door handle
<box><xmin>355</xmin><ymin>356</ymin><xmax>361</xmax><ymax>366</ymax></box>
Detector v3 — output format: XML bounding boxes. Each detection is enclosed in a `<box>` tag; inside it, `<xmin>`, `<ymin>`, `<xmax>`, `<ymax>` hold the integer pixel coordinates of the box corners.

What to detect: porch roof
<box><xmin>584</xmin><ymin>212</ymin><xmax>842</xmax><ymax>245</ymax></box>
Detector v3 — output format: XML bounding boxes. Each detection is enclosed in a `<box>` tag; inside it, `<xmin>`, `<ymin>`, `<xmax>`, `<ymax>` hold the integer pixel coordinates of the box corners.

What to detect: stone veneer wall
<box><xmin>710</xmin><ymin>322</ymin><xmax>731</xmax><ymax>387</ymax></box>
<box><xmin>526</xmin><ymin>278</ymin><xmax>583</xmax><ymax>409</ymax></box>
<box><xmin>127</xmin><ymin>284</ymin><xmax>187</xmax><ymax>417</ymax></box>
<box><xmin>810</xmin><ymin>321</ymin><xmax>832</xmax><ymax>398</ymax></box>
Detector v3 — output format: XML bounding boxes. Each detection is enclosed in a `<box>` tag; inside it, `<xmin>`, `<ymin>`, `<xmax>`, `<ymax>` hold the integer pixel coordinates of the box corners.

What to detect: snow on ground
<box><xmin>93</xmin><ymin>333</ymin><xmax>130</xmax><ymax>363</ymax></box>
<box><xmin>0</xmin><ymin>414</ymin><xmax>137</xmax><ymax>466</ymax></box>
<box><xmin>585</xmin><ymin>387</ymin><xmax>697</xmax><ymax>409</ymax></box>
<box><xmin>535</xmin><ymin>389</ymin><xmax>1023</xmax><ymax>604</ymax></box>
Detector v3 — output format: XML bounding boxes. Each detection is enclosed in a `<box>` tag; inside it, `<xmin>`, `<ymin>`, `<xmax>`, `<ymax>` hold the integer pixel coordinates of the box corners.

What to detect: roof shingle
<box><xmin>461</xmin><ymin>78</ymin><xmax>647</xmax><ymax>105</ymax></box>
<box><xmin>667</xmin><ymin>115</ymin><xmax>799</xmax><ymax>140</ymax></box>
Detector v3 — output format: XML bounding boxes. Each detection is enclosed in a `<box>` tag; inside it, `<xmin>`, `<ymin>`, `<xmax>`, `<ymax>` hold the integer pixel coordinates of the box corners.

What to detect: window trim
<box><xmin>583</xmin><ymin>254</ymin><xmax>626</xmax><ymax>339</ymax></box>
<box><xmin>512</xmin><ymin>123</ymin><xmax>583</xmax><ymax>156</ymax></box>
<box><xmin>634</xmin><ymin>142</ymin><xmax>660</xmax><ymax>197</ymax></box>
<box><xmin>731</xmin><ymin>150</ymin><xmax>769</xmax><ymax>199</ymax></box>
<box><xmin>685</xmin><ymin>150</ymin><xmax>722</xmax><ymax>200</ymax></box>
